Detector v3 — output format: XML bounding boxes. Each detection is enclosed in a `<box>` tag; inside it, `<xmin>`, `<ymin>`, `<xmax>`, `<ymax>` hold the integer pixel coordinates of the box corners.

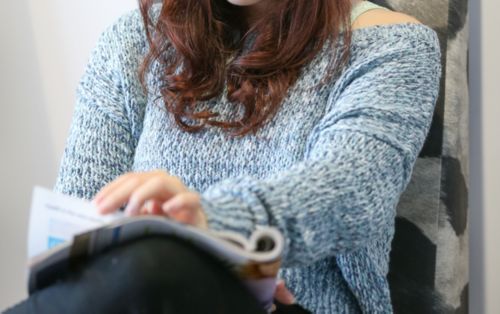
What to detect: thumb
<box><xmin>274</xmin><ymin>280</ymin><xmax>295</xmax><ymax>305</ymax></box>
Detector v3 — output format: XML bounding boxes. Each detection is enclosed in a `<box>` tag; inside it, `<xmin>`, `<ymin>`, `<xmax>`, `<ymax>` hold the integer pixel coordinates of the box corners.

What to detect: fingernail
<box><xmin>162</xmin><ymin>203</ymin><xmax>176</xmax><ymax>215</ymax></box>
<box><xmin>285</xmin><ymin>290</ymin><xmax>296</xmax><ymax>304</ymax></box>
<box><xmin>124</xmin><ymin>201</ymin><xmax>139</xmax><ymax>216</ymax></box>
<box><xmin>95</xmin><ymin>198</ymin><xmax>112</xmax><ymax>213</ymax></box>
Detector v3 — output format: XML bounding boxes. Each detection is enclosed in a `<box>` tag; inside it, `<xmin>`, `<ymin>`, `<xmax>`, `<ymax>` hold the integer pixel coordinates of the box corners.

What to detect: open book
<box><xmin>27</xmin><ymin>187</ymin><xmax>284</xmax><ymax>312</ymax></box>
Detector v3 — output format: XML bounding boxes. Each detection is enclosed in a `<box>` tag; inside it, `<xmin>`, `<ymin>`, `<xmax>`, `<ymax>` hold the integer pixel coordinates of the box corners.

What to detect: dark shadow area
<box><xmin>388</xmin><ymin>218</ymin><xmax>452</xmax><ymax>314</ymax></box>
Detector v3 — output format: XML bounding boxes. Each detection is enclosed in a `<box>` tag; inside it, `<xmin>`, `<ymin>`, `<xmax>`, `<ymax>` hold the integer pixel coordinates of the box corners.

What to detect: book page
<box><xmin>27</xmin><ymin>186</ymin><xmax>122</xmax><ymax>258</ymax></box>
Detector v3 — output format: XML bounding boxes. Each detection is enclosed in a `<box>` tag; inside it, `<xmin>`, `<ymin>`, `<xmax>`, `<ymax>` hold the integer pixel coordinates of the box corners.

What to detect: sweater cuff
<box><xmin>199</xmin><ymin>178</ymin><xmax>270</xmax><ymax>239</ymax></box>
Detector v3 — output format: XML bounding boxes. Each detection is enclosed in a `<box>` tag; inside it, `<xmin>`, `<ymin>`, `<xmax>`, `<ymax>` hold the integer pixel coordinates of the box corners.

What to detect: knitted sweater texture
<box><xmin>54</xmin><ymin>5</ymin><xmax>442</xmax><ymax>313</ymax></box>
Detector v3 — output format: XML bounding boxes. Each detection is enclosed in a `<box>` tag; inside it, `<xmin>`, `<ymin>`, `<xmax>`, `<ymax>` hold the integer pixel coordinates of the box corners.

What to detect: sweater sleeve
<box><xmin>53</xmin><ymin>11</ymin><xmax>146</xmax><ymax>200</ymax></box>
<box><xmin>201</xmin><ymin>27</ymin><xmax>442</xmax><ymax>267</ymax></box>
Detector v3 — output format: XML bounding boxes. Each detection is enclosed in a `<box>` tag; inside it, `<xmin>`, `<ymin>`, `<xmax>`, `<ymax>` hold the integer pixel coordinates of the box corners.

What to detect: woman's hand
<box><xmin>272</xmin><ymin>280</ymin><xmax>296</xmax><ymax>312</ymax></box>
<box><xmin>274</xmin><ymin>280</ymin><xmax>295</xmax><ymax>305</ymax></box>
<box><xmin>92</xmin><ymin>170</ymin><xmax>207</xmax><ymax>229</ymax></box>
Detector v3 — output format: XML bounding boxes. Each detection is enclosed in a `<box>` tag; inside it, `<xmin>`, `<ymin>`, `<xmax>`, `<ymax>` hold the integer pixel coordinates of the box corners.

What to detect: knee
<box><xmin>87</xmin><ymin>236</ymin><xmax>263</xmax><ymax>314</ymax></box>
<box><xmin>106</xmin><ymin>236</ymin><xmax>230</xmax><ymax>290</ymax></box>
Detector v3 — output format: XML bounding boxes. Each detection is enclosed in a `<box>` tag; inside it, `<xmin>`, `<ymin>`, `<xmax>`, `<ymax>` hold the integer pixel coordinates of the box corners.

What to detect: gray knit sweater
<box><xmin>54</xmin><ymin>5</ymin><xmax>441</xmax><ymax>313</ymax></box>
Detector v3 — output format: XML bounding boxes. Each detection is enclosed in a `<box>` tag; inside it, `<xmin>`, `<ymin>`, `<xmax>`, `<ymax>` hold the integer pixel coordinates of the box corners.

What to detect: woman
<box><xmin>8</xmin><ymin>0</ymin><xmax>441</xmax><ymax>313</ymax></box>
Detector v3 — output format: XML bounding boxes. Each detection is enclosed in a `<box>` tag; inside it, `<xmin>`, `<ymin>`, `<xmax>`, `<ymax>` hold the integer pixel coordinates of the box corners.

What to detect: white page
<box><xmin>27</xmin><ymin>186</ymin><xmax>122</xmax><ymax>258</ymax></box>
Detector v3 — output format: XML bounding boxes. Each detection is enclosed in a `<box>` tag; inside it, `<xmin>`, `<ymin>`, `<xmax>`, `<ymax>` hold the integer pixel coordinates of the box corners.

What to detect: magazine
<box><xmin>27</xmin><ymin>186</ymin><xmax>284</xmax><ymax>312</ymax></box>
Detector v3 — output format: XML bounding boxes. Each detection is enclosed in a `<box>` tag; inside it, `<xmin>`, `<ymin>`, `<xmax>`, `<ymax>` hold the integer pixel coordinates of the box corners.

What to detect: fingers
<box><xmin>140</xmin><ymin>200</ymin><xmax>163</xmax><ymax>216</ymax></box>
<box><xmin>93</xmin><ymin>171</ymin><xmax>191</xmax><ymax>216</ymax></box>
<box><xmin>95</xmin><ymin>177</ymin><xmax>143</xmax><ymax>214</ymax></box>
<box><xmin>162</xmin><ymin>192</ymin><xmax>201</xmax><ymax>213</ymax></box>
<box><xmin>123</xmin><ymin>176</ymin><xmax>186</xmax><ymax>215</ymax></box>
<box><xmin>274</xmin><ymin>280</ymin><xmax>295</xmax><ymax>305</ymax></box>
<box><xmin>92</xmin><ymin>173</ymin><xmax>131</xmax><ymax>205</ymax></box>
<box><xmin>162</xmin><ymin>192</ymin><xmax>207</xmax><ymax>228</ymax></box>
<box><xmin>91</xmin><ymin>171</ymin><xmax>207</xmax><ymax>228</ymax></box>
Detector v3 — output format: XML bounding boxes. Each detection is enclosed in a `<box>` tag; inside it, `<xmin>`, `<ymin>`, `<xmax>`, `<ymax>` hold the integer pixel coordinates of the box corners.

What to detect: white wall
<box><xmin>0</xmin><ymin>0</ymin><xmax>498</xmax><ymax>313</ymax></box>
<box><xmin>469</xmin><ymin>1</ymin><xmax>500</xmax><ymax>314</ymax></box>
<box><xmin>0</xmin><ymin>0</ymin><xmax>137</xmax><ymax>309</ymax></box>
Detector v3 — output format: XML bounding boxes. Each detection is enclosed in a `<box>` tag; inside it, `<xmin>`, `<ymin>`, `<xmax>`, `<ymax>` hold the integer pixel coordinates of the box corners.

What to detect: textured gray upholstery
<box><xmin>371</xmin><ymin>1</ymin><xmax>469</xmax><ymax>313</ymax></box>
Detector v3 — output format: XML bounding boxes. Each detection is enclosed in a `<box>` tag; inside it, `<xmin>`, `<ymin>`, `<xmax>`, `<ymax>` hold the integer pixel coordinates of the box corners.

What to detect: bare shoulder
<box><xmin>352</xmin><ymin>8</ymin><xmax>422</xmax><ymax>30</ymax></box>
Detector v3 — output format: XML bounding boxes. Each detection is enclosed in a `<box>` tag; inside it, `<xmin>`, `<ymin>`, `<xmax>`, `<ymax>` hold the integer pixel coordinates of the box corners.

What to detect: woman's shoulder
<box><xmin>98</xmin><ymin>7</ymin><xmax>149</xmax><ymax>52</ymax></box>
<box><xmin>80</xmin><ymin>7</ymin><xmax>156</xmax><ymax>137</ymax></box>
<box><xmin>346</xmin><ymin>10</ymin><xmax>441</xmax><ymax>62</ymax></box>
<box><xmin>316</xmin><ymin>6</ymin><xmax>442</xmax><ymax>104</ymax></box>
<box><xmin>95</xmin><ymin>4</ymin><xmax>164</xmax><ymax>62</ymax></box>
<box><xmin>352</xmin><ymin>5</ymin><xmax>422</xmax><ymax>30</ymax></box>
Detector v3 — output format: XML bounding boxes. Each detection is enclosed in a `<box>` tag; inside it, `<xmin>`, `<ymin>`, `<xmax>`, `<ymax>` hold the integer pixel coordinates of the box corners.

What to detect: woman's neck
<box><xmin>242</xmin><ymin>2</ymin><xmax>272</xmax><ymax>27</ymax></box>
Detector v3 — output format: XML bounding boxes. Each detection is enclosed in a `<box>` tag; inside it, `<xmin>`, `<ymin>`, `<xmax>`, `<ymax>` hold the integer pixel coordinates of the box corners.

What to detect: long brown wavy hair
<box><xmin>139</xmin><ymin>0</ymin><xmax>353</xmax><ymax>136</ymax></box>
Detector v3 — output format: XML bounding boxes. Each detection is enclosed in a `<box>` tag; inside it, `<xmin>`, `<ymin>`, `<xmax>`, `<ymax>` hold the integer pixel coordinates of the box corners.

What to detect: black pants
<box><xmin>4</xmin><ymin>236</ymin><xmax>268</xmax><ymax>314</ymax></box>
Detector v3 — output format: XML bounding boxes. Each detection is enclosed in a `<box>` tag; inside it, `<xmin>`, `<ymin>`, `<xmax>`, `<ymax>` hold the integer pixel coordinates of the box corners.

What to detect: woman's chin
<box><xmin>226</xmin><ymin>0</ymin><xmax>266</xmax><ymax>7</ymax></box>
